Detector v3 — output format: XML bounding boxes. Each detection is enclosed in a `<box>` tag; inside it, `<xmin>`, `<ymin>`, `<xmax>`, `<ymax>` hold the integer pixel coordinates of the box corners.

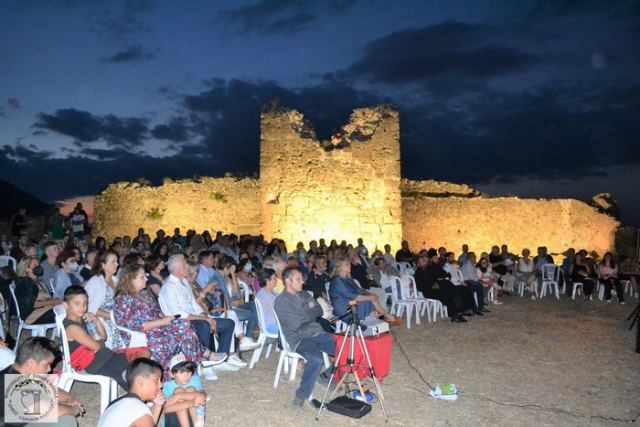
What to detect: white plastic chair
<box><xmin>249</xmin><ymin>297</ymin><xmax>279</xmax><ymax>369</ymax></box>
<box><xmin>272</xmin><ymin>311</ymin><xmax>329</xmax><ymax>388</ymax></box>
<box><xmin>401</xmin><ymin>275</ymin><xmax>426</xmax><ymax>324</ymax></box>
<box><xmin>0</xmin><ymin>255</ymin><xmax>17</xmax><ymax>270</ymax></box>
<box><xmin>540</xmin><ymin>264</ymin><xmax>560</xmax><ymax>299</ymax></box>
<box><xmin>398</xmin><ymin>262</ymin><xmax>414</xmax><ymax>276</ymax></box>
<box><xmin>9</xmin><ymin>282</ymin><xmax>58</xmax><ymax>350</ymax></box>
<box><xmin>110</xmin><ymin>311</ymin><xmax>147</xmax><ymax>347</ymax></box>
<box><xmin>53</xmin><ymin>305</ymin><xmax>118</xmax><ymax>414</ymax></box>
<box><xmin>571</xmin><ymin>282</ymin><xmax>584</xmax><ymax>299</ymax></box>
<box><xmin>389</xmin><ymin>276</ymin><xmax>416</xmax><ymax>328</ymax></box>
<box><xmin>238</xmin><ymin>281</ymin><xmax>253</xmax><ymax>303</ymax></box>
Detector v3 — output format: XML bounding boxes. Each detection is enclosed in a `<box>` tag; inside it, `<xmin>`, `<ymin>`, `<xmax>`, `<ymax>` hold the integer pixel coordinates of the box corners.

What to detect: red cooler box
<box><xmin>333</xmin><ymin>332</ymin><xmax>392</xmax><ymax>382</ymax></box>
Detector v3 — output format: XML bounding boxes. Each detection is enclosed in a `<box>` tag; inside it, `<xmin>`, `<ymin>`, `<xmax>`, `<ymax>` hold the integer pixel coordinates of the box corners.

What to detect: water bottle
<box><xmin>82</xmin><ymin>314</ymin><xmax>102</xmax><ymax>340</ymax></box>
<box><xmin>194</xmin><ymin>406</ymin><xmax>205</xmax><ymax>427</ymax></box>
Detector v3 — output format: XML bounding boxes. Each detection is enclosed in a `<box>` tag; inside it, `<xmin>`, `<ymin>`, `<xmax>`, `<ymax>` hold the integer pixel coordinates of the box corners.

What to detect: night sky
<box><xmin>1</xmin><ymin>1</ymin><xmax>639</xmax><ymax>224</ymax></box>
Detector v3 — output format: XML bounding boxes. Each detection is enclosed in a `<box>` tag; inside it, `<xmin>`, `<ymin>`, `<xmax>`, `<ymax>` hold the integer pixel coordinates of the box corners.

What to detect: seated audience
<box><xmin>598</xmin><ymin>252</ymin><xmax>624</xmax><ymax>304</ymax></box>
<box><xmin>415</xmin><ymin>251</ymin><xmax>468</xmax><ymax>322</ymax></box>
<box><xmin>145</xmin><ymin>255</ymin><xmax>166</xmax><ymax>297</ymax></box>
<box><xmin>97</xmin><ymin>358</ymin><xmax>166</xmax><ymax>427</ymax></box>
<box><xmin>489</xmin><ymin>245</ymin><xmax>515</xmax><ymax>294</ymax></box>
<box><xmin>162</xmin><ymin>354</ymin><xmax>208</xmax><ymax>427</ymax></box>
<box><xmin>256</xmin><ymin>268</ymin><xmax>279</xmax><ymax>334</ymax></box>
<box><xmin>39</xmin><ymin>241</ymin><xmax>60</xmax><ymax>296</ymax></box>
<box><xmin>85</xmin><ymin>250</ymin><xmax>124</xmax><ymax>350</ymax></box>
<box><xmin>303</xmin><ymin>255</ymin><xmax>330</xmax><ymax>299</ymax></box>
<box><xmin>476</xmin><ymin>256</ymin><xmax>503</xmax><ymax>304</ymax></box>
<box><xmin>53</xmin><ymin>249</ymin><xmax>83</xmax><ymax>298</ymax></box>
<box><xmin>274</xmin><ymin>267</ymin><xmax>336</xmax><ymax>408</ymax></box>
<box><xmin>443</xmin><ymin>252</ymin><xmax>483</xmax><ymax>315</ymax></box>
<box><xmin>459</xmin><ymin>252</ymin><xmax>490</xmax><ymax>313</ymax></box>
<box><xmin>1</xmin><ymin>337</ymin><xmax>85</xmax><ymax>427</ymax></box>
<box><xmin>62</xmin><ymin>286</ymin><xmax>130</xmax><ymax>390</ymax></box>
<box><xmin>329</xmin><ymin>258</ymin><xmax>400</xmax><ymax>324</ymax></box>
<box><xmin>517</xmin><ymin>249</ymin><xmax>537</xmax><ymax>299</ymax></box>
<box><xmin>568</xmin><ymin>252</ymin><xmax>597</xmax><ymax>300</ymax></box>
<box><xmin>14</xmin><ymin>256</ymin><xmax>61</xmax><ymax>331</ymax></box>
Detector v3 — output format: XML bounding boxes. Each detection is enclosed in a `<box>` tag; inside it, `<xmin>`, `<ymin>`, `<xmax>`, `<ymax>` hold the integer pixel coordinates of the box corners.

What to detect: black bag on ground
<box><xmin>326</xmin><ymin>396</ymin><xmax>372</xmax><ymax>419</ymax></box>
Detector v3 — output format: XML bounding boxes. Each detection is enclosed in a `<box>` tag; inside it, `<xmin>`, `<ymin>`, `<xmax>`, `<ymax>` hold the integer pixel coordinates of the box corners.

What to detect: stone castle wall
<box><xmin>94</xmin><ymin>177</ymin><xmax>260</xmax><ymax>241</ymax></box>
<box><xmin>259</xmin><ymin>104</ymin><xmax>403</xmax><ymax>250</ymax></box>
<box><xmin>402</xmin><ymin>194</ymin><xmax>619</xmax><ymax>256</ymax></box>
<box><xmin>93</xmin><ymin>103</ymin><xmax>619</xmax><ymax>254</ymax></box>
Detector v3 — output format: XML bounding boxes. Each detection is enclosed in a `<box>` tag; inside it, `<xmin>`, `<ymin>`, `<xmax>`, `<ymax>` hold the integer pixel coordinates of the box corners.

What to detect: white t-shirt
<box><xmin>71</xmin><ymin>213</ymin><xmax>85</xmax><ymax>233</ymax></box>
<box><xmin>97</xmin><ymin>397</ymin><xmax>151</xmax><ymax>427</ymax></box>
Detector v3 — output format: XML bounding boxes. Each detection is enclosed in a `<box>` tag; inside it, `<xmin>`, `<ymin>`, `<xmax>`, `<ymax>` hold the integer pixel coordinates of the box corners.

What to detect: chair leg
<box><xmin>273</xmin><ymin>352</ymin><xmax>285</xmax><ymax>388</ymax></box>
<box><xmin>405</xmin><ymin>305</ymin><xmax>412</xmax><ymax>329</ymax></box>
<box><xmin>249</xmin><ymin>335</ymin><xmax>265</xmax><ymax>369</ymax></box>
<box><xmin>289</xmin><ymin>357</ymin><xmax>298</xmax><ymax>381</ymax></box>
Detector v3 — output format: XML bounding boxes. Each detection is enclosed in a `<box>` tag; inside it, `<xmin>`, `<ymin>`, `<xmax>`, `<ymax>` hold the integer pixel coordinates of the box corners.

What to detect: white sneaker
<box><xmin>239</xmin><ymin>337</ymin><xmax>260</xmax><ymax>351</ymax></box>
<box><xmin>213</xmin><ymin>362</ymin><xmax>240</xmax><ymax>372</ymax></box>
<box><xmin>530</xmin><ymin>295</ymin><xmax>536</xmax><ymax>301</ymax></box>
<box><xmin>201</xmin><ymin>366</ymin><xmax>218</xmax><ymax>380</ymax></box>
<box><xmin>227</xmin><ymin>354</ymin><xmax>248</xmax><ymax>367</ymax></box>
<box><xmin>201</xmin><ymin>352</ymin><xmax>227</xmax><ymax>367</ymax></box>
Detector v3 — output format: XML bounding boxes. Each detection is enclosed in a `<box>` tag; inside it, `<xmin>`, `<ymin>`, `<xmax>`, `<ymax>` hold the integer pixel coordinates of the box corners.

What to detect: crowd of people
<box><xmin>1</xmin><ymin>217</ymin><xmax>638</xmax><ymax>426</ymax></box>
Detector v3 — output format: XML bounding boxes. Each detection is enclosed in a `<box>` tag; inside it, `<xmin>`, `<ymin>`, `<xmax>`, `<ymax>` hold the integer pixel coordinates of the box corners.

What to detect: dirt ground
<box><xmin>72</xmin><ymin>296</ymin><xmax>640</xmax><ymax>426</ymax></box>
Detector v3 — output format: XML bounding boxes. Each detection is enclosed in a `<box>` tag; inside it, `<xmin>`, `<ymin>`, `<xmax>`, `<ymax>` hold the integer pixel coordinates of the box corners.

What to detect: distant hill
<box><xmin>0</xmin><ymin>180</ymin><xmax>52</xmax><ymax>220</ymax></box>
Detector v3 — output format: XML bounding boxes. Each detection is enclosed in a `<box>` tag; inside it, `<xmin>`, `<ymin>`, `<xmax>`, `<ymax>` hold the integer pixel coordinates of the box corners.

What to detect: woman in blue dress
<box><xmin>329</xmin><ymin>258</ymin><xmax>400</xmax><ymax>324</ymax></box>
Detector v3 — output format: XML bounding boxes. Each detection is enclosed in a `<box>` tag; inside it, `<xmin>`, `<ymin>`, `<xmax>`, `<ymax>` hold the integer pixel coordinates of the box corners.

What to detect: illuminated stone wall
<box><xmin>93</xmin><ymin>103</ymin><xmax>618</xmax><ymax>255</ymax></box>
<box><xmin>94</xmin><ymin>177</ymin><xmax>260</xmax><ymax>241</ymax></box>
<box><xmin>259</xmin><ymin>104</ymin><xmax>402</xmax><ymax>251</ymax></box>
<box><xmin>401</xmin><ymin>192</ymin><xmax>619</xmax><ymax>256</ymax></box>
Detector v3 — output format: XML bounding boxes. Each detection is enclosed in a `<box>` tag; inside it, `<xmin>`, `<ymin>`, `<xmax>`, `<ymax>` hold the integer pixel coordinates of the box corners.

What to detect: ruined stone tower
<box><xmin>259</xmin><ymin>103</ymin><xmax>402</xmax><ymax>250</ymax></box>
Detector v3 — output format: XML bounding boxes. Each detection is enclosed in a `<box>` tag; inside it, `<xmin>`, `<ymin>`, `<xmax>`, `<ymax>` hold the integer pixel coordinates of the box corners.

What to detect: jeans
<box><xmin>294</xmin><ymin>332</ymin><xmax>335</xmax><ymax>400</ymax></box>
<box><xmin>191</xmin><ymin>318</ymin><xmax>235</xmax><ymax>353</ymax></box>
<box><xmin>190</xmin><ymin>319</ymin><xmax>213</xmax><ymax>351</ymax></box>
<box><xmin>213</xmin><ymin>317</ymin><xmax>234</xmax><ymax>353</ymax></box>
<box><xmin>465</xmin><ymin>281</ymin><xmax>485</xmax><ymax>310</ymax></box>
<box><xmin>233</xmin><ymin>301</ymin><xmax>258</xmax><ymax>338</ymax></box>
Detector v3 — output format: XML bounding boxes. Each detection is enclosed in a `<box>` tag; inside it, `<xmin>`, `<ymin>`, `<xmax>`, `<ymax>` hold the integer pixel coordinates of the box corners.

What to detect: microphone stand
<box><xmin>315</xmin><ymin>303</ymin><xmax>388</xmax><ymax>422</ymax></box>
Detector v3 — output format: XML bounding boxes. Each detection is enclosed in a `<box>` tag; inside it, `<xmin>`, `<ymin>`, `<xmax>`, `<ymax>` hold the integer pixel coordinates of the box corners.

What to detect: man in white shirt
<box><xmin>444</xmin><ymin>252</ymin><xmax>483</xmax><ymax>316</ymax></box>
<box><xmin>383</xmin><ymin>244</ymin><xmax>395</xmax><ymax>267</ymax></box>
<box><xmin>159</xmin><ymin>254</ymin><xmax>243</xmax><ymax>374</ymax></box>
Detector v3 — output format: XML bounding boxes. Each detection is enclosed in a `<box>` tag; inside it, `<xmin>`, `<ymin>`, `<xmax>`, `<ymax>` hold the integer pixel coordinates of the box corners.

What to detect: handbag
<box><xmin>69</xmin><ymin>345</ymin><xmax>96</xmax><ymax>371</ymax></box>
<box><xmin>326</xmin><ymin>395</ymin><xmax>372</xmax><ymax>419</ymax></box>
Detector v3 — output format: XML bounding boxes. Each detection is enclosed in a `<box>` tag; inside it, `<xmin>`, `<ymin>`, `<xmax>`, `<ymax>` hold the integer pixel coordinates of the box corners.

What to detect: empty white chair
<box><xmin>9</xmin><ymin>282</ymin><xmax>58</xmax><ymax>350</ymax></box>
<box><xmin>389</xmin><ymin>276</ymin><xmax>416</xmax><ymax>328</ymax></box>
<box><xmin>249</xmin><ymin>297</ymin><xmax>279</xmax><ymax>369</ymax></box>
<box><xmin>53</xmin><ymin>305</ymin><xmax>118</xmax><ymax>414</ymax></box>
<box><xmin>540</xmin><ymin>264</ymin><xmax>560</xmax><ymax>299</ymax></box>
<box><xmin>272</xmin><ymin>311</ymin><xmax>329</xmax><ymax>388</ymax></box>
<box><xmin>110</xmin><ymin>310</ymin><xmax>147</xmax><ymax>347</ymax></box>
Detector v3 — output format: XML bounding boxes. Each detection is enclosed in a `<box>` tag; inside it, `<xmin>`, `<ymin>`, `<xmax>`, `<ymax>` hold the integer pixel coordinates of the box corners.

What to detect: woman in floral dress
<box><xmin>113</xmin><ymin>264</ymin><xmax>224</xmax><ymax>375</ymax></box>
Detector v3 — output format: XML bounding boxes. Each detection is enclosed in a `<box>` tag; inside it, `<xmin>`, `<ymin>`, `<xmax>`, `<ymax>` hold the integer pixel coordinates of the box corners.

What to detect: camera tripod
<box><xmin>626</xmin><ymin>301</ymin><xmax>640</xmax><ymax>353</ymax></box>
<box><xmin>315</xmin><ymin>304</ymin><xmax>388</xmax><ymax>422</ymax></box>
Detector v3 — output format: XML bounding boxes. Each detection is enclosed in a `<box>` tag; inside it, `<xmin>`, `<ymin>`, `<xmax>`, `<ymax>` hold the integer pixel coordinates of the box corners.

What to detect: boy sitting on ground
<box><xmin>97</xmin><ymin>358</ymin><xmax>165</xmax><ymax>427</ymax></box>
<box><xmin>162</xmin><ymin>353</ymin><xmax>207</xmax><ymax>427</ymax></box>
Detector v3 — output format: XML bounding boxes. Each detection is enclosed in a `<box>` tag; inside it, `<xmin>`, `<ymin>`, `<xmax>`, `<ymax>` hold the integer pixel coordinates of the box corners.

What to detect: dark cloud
<box><xmin>341</xmin><ymin>21</ymin><xmax>541</xmax><ymax>94</ymax></box>
<box><xmin>7</xmin><ymin>98</ymin><xmax>20</xmax><ymax>109</ymax></box>
<box><xmin>103</xmin><ymin>45</ymin><xmax>154</xmax><ymax>63</ymax></box>
<box><xmin>528</xmin><ymin>0</ymin><xmax>640</xmax><ymax>18</ymax></box>
<box><xmin>34</xmin><ymin>108</ymin><xmax>149</xmax><ymax>147</ymax></box>
<box><xmin>151</xmin><ymin>118</ymin><xmax>190</xmax><ymax>142</ymax></box>
<box><xmin>221</xmin><ymin>0</ymin><xmax>356</xmax><ymax>35</ymax></box>
<box><xmin>0</xmin><ymin>107</ymin><xmax>5</xmax><ymax>117</ymax></box>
